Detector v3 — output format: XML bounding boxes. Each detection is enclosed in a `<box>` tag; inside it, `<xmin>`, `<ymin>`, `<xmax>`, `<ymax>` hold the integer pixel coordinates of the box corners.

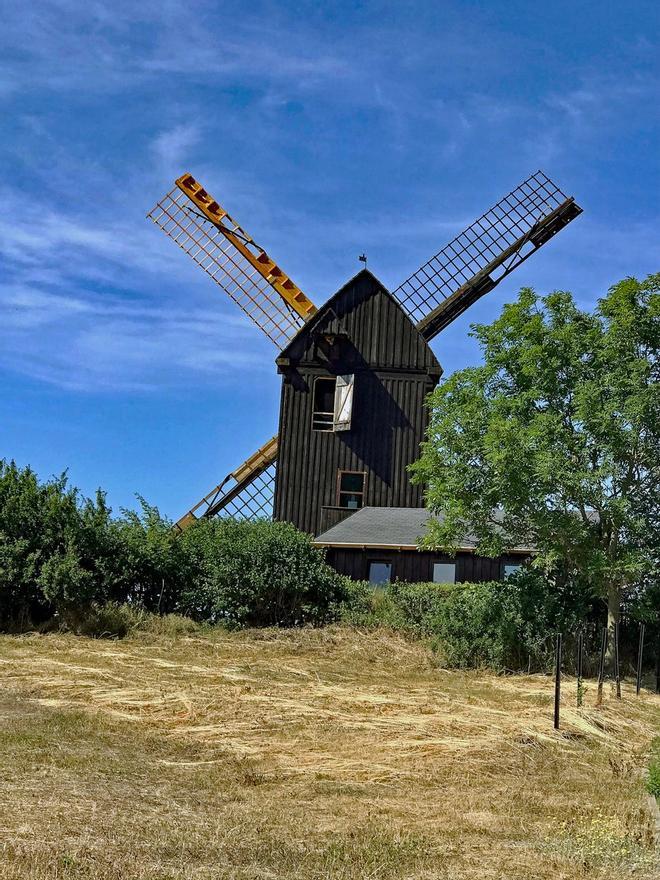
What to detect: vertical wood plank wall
<box><xmin>324</xmin><ymin>548</ymin><xmax>529</xmax><ymax>583</ymax></box>
<box><xmin>273</xmin><ymin>271</ymin><xmax>442</xmax><ymax>536</ymax></box>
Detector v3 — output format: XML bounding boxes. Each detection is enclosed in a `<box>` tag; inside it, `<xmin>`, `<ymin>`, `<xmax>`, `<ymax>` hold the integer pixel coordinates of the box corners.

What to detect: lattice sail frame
<box><xmin>394</xmin><ymin>170</ymin><xmax>582</xmax><ymax>340</ymax></box>
<box><xmin>216</xmin><ymin>464</ymin><xmax>276</xmax><ymax>521</ymax></box>
<box><xmin>174</xmin><ymin>436</ymin><xmax>278</xmax><ymax>531</ymax></box>
<box><xmin>147</xmin><ymin>186</ymin><xmax>305</xmax><ymax>349</ymax></box>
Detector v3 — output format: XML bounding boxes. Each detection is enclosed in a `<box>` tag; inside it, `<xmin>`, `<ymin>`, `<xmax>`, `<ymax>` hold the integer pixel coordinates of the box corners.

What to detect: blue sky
<box><xmin>1</xmin><ymin>0</ymin><xmax>658</xmax><ymax>518</ymax></box>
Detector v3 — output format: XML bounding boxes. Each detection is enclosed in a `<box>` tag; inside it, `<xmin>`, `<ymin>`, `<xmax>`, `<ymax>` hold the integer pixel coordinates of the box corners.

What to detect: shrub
<box><xmin>647</xmin><ymin>738</ymin><xmax>660</xmax><ymax>800</ymax></box>
<box><xmin>339</xmin><ymin>569</ymin><xmax>590</xmax><ymax>671</ymax></box>
<box><xmin>76</xmin><ymin>602</ymin><xmax>147</xmax><ymax>638</ymax></box>
<box><xmin>340</xmin><ymin>580</ymin><xmax>452</xmax><ymax>634</ymax></box>
<box><xmin>75</xmin><ymin>604</ymin><xmax>202</xmax><ymax>639</ymax></box>
<box><xmin>647</xmin><ymin>763</ymin><xmax>660</xmax><ymax>799</ymax></box>
<box><xmin>177</xmin><ymin>518</ymin><xmax>346</xmax><ymax>627</ymax></box>
<box><xmin>0</xmin><ymin>461</ymin><xmax>118</xmax><ymax>628</ymax></box>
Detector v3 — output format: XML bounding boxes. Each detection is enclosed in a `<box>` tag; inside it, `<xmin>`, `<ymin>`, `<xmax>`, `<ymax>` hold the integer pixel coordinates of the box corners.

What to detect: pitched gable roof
<box><xmin>277</xmin><ymin>269</ymin><xmax>442</xmax><ymax>375</ymax></box>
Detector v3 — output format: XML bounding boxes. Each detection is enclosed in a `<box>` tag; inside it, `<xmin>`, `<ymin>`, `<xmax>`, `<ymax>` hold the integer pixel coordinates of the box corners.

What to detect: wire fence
<box><xmin>552</xmin><ymin>621</ymin><xmax>659</xmax><ymax>730</ymax></box>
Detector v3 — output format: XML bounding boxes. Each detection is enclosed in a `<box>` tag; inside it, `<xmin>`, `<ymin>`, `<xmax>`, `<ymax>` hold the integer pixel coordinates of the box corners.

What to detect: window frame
<box><xmin>503</xmin><ymin>561</ymin><xmax>522</xmax><ymax>580</ymax></box>
<box><xmin>311</xmin><ymin>376</ymin><xmax>337</xmax><ymax>432</ymax></box>
<box><xmin>432</xmin><ymin>561</ymin><xmax>456</xmax><ymax>584</ymax></box>
<box><xmin>336</xmin><ymin>469</ymin><xmax>366</xmax><ymax>509</ymax></box>
<box><xmin>367</xmin><ymin>559</ymin><xmax>393</xmax><ymax>585</ymax></box>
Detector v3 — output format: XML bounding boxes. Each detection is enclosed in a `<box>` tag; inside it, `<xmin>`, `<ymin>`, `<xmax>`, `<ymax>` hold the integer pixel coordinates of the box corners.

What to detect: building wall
<box><xmin>275</xmin><ymin>370</ymin><xmax>436</xmax><ymax>534</ymax></box>
<box><xmin>274</xmin><ymin>271</ymin><xmax>441</xmax><ymax>535</ymax></box>
<box><xmin>324</xmin><ymin>547</ymin><xmax>529</xmax><ymax>583</ymax></box>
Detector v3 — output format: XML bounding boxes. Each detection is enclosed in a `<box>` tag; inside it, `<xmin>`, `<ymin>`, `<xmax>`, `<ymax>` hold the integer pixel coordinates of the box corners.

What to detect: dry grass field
<box><xmin>0</xmin><ymin>626</ymin><xmax>658</xmax><ymax>879</ymax></box>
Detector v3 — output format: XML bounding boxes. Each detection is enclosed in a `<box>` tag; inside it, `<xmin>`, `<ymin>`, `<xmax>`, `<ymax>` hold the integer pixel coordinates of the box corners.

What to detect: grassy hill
<box><xmin>0</xmin><ymin>626</ymin><xmax>658</xmax><ymax>879</ymax></box>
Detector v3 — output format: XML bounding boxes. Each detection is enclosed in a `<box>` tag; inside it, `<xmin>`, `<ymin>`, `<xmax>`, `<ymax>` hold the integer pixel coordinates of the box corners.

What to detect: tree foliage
<box><xmin>411</xmin><ymin>275</ymin><xmax>660</xmax><ymax>628</ymax></box>
<box><xmin>0</xmin><ymin>460</ymin><xmax>344</xmax><ymax>630</ymax></box>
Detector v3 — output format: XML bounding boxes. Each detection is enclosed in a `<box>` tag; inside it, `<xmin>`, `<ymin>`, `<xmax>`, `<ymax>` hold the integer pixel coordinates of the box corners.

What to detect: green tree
<box><xmin>411</xmin><ymin>275</ymin><xmax>659</xmax><ymax>636</ymax></box>
<box><xmin>0</xmin><ymin>460</ymin><xmax>121</xmax><ymax>627</ymax></box>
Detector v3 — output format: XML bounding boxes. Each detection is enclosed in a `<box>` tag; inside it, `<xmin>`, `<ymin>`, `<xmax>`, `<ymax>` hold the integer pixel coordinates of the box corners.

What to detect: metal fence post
<box><xmin>614</xmin><ymin>621</ymin><xmax>621</xmax><ymax>700</ymax></box>
<box><xmin>597</xmin><ymin>627</ymin><xmax>607</xmax><ymax>706</ymax></box>
<box><xmin>576</xmin><ymin>629</ymin><xmax>584</xmax><ymax>708</ymax></box>
<box><xmin>636</xmin><ymin>623</ymin><xmax>645</xmax><ymax>696</ymax></box>
<box><xmin>554</xmin><ymin>632</ymin><xmax>562</xmax><ymax>730</ymax></box>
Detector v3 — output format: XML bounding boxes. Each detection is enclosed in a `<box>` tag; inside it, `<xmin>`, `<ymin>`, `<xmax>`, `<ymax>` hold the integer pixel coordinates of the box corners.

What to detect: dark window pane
<box><xmin>340</xmin><ymin>472</ymin><xmax>364</xmax><ymax>493</ymax></box>
<box><xmin>313</xmin><ymin>378</ymin><xmax>336</xmax><ymax>413</ymax></box>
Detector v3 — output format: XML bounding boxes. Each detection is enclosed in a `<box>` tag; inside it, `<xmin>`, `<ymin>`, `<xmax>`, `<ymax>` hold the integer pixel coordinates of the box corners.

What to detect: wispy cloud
<box><xmin>151</xmin><ymin>124</ymin><xmax>202</xmax><ymax>176</ymax></box>
<box><xmin>0</xmin><ymin>184</ymin><xmax>273</xmax><ymax>391</ymax></box>
<box><xmin>1</xmin><ymin>279</ymin><xmax>270</xmax><ymax>392</ymax></box>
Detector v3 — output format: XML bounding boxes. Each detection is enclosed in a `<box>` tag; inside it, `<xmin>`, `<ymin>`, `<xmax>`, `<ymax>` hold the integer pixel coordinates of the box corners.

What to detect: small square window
<box><xmin>433</xmin><ymin>562</ymin><xmax>456</xmax><ymax>584</ymax></box>
<box><xmin>337</xmin><ymin>470</ymin><xmax>365</xmax><ymax>509</ymax></box>
<box><xmin>504</xmin><ymin>563</ymin><xmax>522</xmax><ymax>580</ymax></box>
<box><xmin>368</xmin><ymin>562</ymin><xmax>392</xmax><ymax>584</ymax></box>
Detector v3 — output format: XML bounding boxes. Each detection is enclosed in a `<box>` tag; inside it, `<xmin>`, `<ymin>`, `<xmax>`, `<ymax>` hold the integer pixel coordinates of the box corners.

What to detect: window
<box><xmin>433</xmin><ymin>562</ymin><xmax>456</xmax><ymax>584</ymax></box>
<box><xmin>337</xmin><ymin>470</ymin><xmax>365</xmax><ymax>509</ymax></box>
<box><xmin>312</xmin><ymin>374</ymin><xmax>355</xmax><ymax>432</ymax></box>
<box><xmin>368</xmin><ymin>561</ymin><xmax>392</xmax><ymax>584</ymax></box>
<box><xmin>312</xmin><ymin>377</ymin><xmax>336</xmax><ymax>431</ymax></box>
<box><xmin>504</xmin><ymin>563</ymin><xmax>522</xmax><ymax>580</ymax></box>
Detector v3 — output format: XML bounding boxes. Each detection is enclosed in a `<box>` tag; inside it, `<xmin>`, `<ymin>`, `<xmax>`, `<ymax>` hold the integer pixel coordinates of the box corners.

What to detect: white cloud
<box><xmin>0</xmin><ymin>182</ymin><xmax>275</xmax><ymax>392</ymax></box>
<box><xmin>151</xmin><ymin>125</ymin><xmax>202</xmax><ymax>174</ymax></box>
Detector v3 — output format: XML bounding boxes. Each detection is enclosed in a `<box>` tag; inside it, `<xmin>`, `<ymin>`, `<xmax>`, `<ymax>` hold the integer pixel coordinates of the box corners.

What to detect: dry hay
<box><xmin>0</xmin><ymin>626</ymin><xmax>658</xmax><ymax>879</ymax></box>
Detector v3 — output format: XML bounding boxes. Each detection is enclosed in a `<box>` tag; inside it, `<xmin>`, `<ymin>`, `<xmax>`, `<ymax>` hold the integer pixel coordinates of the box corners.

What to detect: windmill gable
<box><xmin>277</xmin><ymin>269</ymin><xmax>442</xmax><ymax>376</ymax></box>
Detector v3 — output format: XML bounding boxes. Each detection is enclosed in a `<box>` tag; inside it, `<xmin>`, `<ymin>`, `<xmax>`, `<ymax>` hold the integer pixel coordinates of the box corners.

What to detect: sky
<box><xmin>1</xmin><ymin>0</ymin><xmax>658</xmax><ymax>519</ymax></box>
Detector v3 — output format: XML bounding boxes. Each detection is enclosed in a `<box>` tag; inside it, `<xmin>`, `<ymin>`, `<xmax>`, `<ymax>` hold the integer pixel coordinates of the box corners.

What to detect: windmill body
<box><xmin>274</xmin><ymin>269</ymin><xmax>441</xmax><ymax>536</ymax></box>
<box><xmin>148</xmin><ymin>170</ymin><xmax>582</xmax><ymax>581</ymax></box>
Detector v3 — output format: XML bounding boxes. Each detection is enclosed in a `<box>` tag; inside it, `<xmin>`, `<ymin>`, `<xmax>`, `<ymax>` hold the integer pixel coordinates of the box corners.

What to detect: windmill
<box><xmin>147</xmin><ymin>171</ymin><xmax>582</xmax><ymax>536</ymax></box>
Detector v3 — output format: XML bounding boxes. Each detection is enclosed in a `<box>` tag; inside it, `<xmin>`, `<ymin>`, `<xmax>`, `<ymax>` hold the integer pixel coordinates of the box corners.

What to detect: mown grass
<box><xmin>0</xmin><ymin>626</ymin><xmax>658</xmax><ymax>879</ymax></box>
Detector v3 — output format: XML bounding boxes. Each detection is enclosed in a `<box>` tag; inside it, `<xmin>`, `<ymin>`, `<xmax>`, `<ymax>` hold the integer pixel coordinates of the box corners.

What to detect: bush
<box><xmin>177</xmin><ymin>518</ymin><xmax>346</xmax><ymax>627</ymax></box>
<box><xmin>0</xmin><ymin>461</ymin><xmax>119</xmax><ymax>628</ymax></box>
<box><xmin>340</xmin><ymin>580</ymin><xmax>452</xmax><ymax>634</ymax></box>
<box><xmin>76</xmin><ymin>602</ymin><xmax>147</xmax><ymax>638</ymax></box>
<box><xmin>75</xmin><ymin>604</ymin><xmax>203</xmax><ymax>639</ymax></box>
<box><xmin>339</xmin><ymin>569</ymin><xmax>591</xmax><ymax>671</ymax></box>
<box><xmin>647</xmin><ymin>738</ymin><xmax>660</xmax><ymax>800</ymax></box>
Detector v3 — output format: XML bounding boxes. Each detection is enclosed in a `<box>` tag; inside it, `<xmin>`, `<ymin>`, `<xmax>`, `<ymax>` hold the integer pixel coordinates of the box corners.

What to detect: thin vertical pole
<box><xmin>597</xmin><ymin>627</ymin><xmax>607</xmax><ymax>706</ymax></box>
<box><xmin>614</xmin><ymin>621</ymin><xmax>621</xmax><ymax>700</ymax></box>
<box><xmin>636</xmin><ymin>623</ymin><xmax>645</xmax><ymax>696</ymax></box>
<box><xmin>554</xmin><ymin>633</ymin><xmax>562</xmax><ymax>730</ymax></box>
<box><xmin>656</xmin><ymin>637</ymin><xmax>660</xmax><ymax>695</ymax></box>
<box><xmin>576</xmin><ymin>629</ymin><xmax>584</xmax><ymax>707</ymax></box>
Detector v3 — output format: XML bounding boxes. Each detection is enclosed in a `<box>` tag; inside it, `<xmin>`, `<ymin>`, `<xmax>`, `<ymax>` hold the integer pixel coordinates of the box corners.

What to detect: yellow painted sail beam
<box><xmin>175</xmin><ymin>173</ymin><xmax>317</xmax><ymax>321</ymax></box>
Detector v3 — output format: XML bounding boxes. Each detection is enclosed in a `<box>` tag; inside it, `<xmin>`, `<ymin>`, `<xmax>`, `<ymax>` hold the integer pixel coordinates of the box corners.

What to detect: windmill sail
<box><xmin>393</xmin><ymin>171</ymin><xmax>582</xmax><ymax>341</ymax></box>
<box><xmin>174</xmin><ymin>436</ymin><xmax>278</xmax><ymax>531</ymax></box>
<box><xmin>147</xmin><ymin>175</ymin><xmax>316</xmax><ymax>349</ymax></box>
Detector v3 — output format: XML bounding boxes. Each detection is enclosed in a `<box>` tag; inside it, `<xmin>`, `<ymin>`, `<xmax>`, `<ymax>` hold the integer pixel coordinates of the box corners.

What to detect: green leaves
<box><xmin>177</xmin><ymin>518</ymin><xmax>344</xmax><ymax>627</ymax></box>
<box><xmin>412</xmin><ymin>274</ymin><xmax>660</xmax><ymax>622</ymax></box>
<box><xmin>0</xmin><ymin>460</ymin><xmax>345</xmax><ymax>631</ymax></box>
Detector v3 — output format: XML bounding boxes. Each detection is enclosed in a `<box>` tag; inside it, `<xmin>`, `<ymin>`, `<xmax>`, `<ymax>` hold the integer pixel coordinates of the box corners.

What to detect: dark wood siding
<box><xmin>324</xmin><ymin>548</ymin><xmax>529</xmax><ymax>583</ymax></box>
<box><xmin>274</xmin><ymin>270</ymin><xmax>441</xmax><ymax>535</ymax></box>
<box><xmin>275</xmin><ymin>371</ymin><xmax>435</xmax><ymax>534</ymax></box>
<box><xmin>278</xmin><ymin>270</ymin><xmax>442</xmax><ymax>374</ymax></box>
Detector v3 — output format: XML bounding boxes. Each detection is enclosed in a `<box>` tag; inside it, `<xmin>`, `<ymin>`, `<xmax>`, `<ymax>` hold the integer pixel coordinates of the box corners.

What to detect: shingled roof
<box><xmin>314</xmin><ymin>507</ymin><xmax>534</xmax><ymax>552</ymax></box>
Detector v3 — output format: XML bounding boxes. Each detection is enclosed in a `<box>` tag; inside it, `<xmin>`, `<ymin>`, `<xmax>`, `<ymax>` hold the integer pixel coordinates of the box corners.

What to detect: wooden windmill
<box><xmin>147</xmin><ymin>171</ymin><xmax>582</xmax><ymax>536</ymax></box>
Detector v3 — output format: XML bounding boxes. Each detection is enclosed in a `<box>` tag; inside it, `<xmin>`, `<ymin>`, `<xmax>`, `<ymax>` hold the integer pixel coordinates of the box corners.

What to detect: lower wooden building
<box><xmin>314</xmin><ymin>507</ymin><xmax>531</xmax><ymax>584</ymax></box>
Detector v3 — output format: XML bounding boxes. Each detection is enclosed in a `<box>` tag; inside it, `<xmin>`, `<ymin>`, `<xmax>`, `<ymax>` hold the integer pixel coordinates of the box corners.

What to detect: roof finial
<box><xmin>358</xmin><ymin>253</ymin><xmax>367</xmax><ymax>267</ymax></box>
